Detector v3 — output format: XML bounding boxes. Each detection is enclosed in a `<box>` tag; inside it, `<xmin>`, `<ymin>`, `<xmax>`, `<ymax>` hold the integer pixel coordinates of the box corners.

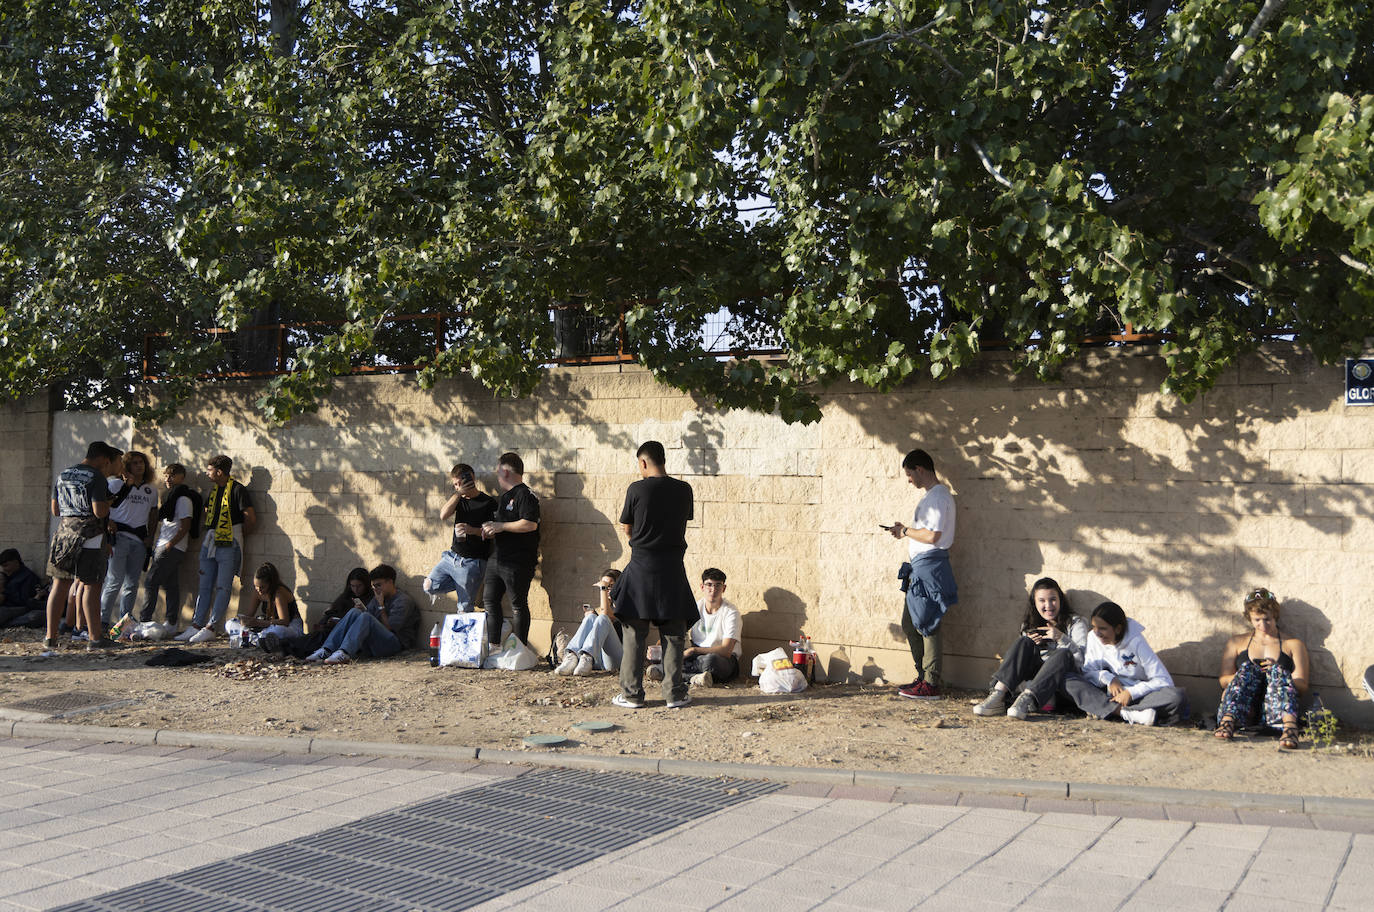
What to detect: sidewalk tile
<box><xmin>827</xmin><ymin>785</ymin><xmax>897</xmax><ymax>803</ymax></box>
<box><xmin>1219</xmin><ymin>895</ymin><xmax>1325</xmax><ymax>912</ymax></box>
<box><xmin>1236</xmin><ymin>809</ymin><xmax>1315</xmax><ymax>828</ymax></box>
<box><xmin>891</xmin><ymin>788</ymin><xmax>961</xmax><ymax>807</ymax></box>
<box><xmin>778</xmin><ymin>782</ymin><xmax>831</xmax><ymax>798</ymax></box>
<box><xmin>939</xmin><ymin>871</ymin><xmax>1038</xmax><ymax>904</ymax></box>
<box><xmin>1164</xmin><ymin>805</ymin><xmax>1240</xmax><ymax>824</ymax></box>
<box><xmin>1260</xmin><ymin>827</ymin><xmax>1352</xmax><ymax>854</ymax></box>
<box><xmin>1235</xmin><ymin>868</ymin><xmax>1337</xmax><ymax>899</ymax></box>
<box><xmin>519</xmin><ymin>882</ymin><xmax>633</xmax><ymax>912</ymax></box>
<box><xmin>1150</xmin><ymin>858</ymin><xmax>1245</xmax><ymax>891</ymax></box>
<box><xmin>828</xmin><ymin>875</ymin><xmax>932</xmax><ymax>911</ymax></box>
<box><xmin>1312</xmin><ymin>814</ymin><xmax>1374</xmax><ymax>835</ymax></box>
<box><xmin>1128</xmin><ymin>880</ymin><xmax>1231</xmax><ymax>911</ymax></box>
<box><xmin>1092</xmin><ymin>800</ymin><xmax>1167</xmax><ymax>820</ymax></box>
<box><xmin>1025</xmin><ymin>798</ymin><xmax>1096</xmax><ymax>816</ymax></box>
<box><xmin>956</xmin><ymin>793</ymin><xmax>1026</xmax><ymax>811</ymax></box>
<box><xmin>1179</xmin><ymin>823</ymin><xmax>1269</xmax><ymax>850</ymax></box>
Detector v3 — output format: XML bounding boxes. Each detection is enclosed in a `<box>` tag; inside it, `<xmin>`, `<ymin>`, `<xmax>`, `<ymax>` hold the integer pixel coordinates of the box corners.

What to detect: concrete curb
<box><xmin>7</xmin><ymin>721</ymin><xmax>1374</xmax><ymax>818</ymax></box>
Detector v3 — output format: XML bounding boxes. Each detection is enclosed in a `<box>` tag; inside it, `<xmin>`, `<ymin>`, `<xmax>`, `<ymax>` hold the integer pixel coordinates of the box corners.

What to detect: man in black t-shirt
<box><xmin>479</xmin><ymin>452</ymin><xmax>540</xmax><ymax>647</ymax></box>
<box><xmin>423</xmin><ymin>462</ymin><xmax>497</xmax><ymax>611</ymax></box>
<box><xmin>609</xmin><ymin>440</ymin><xmax>698</xmax><ymax>709</ymax></box>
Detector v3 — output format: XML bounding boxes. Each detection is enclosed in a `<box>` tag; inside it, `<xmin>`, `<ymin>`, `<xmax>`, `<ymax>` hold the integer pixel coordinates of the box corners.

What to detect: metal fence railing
<box><xmin>142</xmin><ymin>304</ymin><xmax>1179</xmax><ymax>382</ymax></box>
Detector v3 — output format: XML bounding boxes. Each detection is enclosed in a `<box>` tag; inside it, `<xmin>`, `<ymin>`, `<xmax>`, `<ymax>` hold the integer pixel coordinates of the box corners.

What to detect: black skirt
<box><xmin>610</xmin><ymin>550</ymin><xmax>699</xmax><ymax>624</ymax></box>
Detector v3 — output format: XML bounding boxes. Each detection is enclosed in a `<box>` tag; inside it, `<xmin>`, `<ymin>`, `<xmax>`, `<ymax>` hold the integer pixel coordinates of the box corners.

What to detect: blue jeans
<box><xmin>101</xmin><ymin>535</ymin><xmax>146</xmax><ymax>625</ymax></box>
<box><xmin>425</xmin><ymin>551</ymin><xmax>486</xmax><ymax>609</ymax></box>
<box><xmin>323</xmin><ymin>607</ymin><xmax>401</xmax><ymax>659</ymax></box>
<box><xmin>566</xmin><ymin>613</ymin><xmax>622</xmax><ymax>671</ymax></box>
<box><xmin>192</xmin><ymin>539</ymin><xmax>241</xmax><ymax>630</ymax></box>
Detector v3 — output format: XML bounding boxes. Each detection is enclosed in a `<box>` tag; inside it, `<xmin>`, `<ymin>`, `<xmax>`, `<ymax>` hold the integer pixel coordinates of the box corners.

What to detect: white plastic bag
<box><xmin>439</xmin><ymin>613</ymin><xmax>488</xmax><ymax>668</ymax></box>
<box><xmin>754</xmin><ymin>647</ymin><xmax>807</xmax><ymax>694</ymax></box>
<box><xmin>131</xmin><ymin>621</ymin><xmax>175</xmax><ymax>642</ymax></box>
<box><xmin>483</xmin><ymin>632</ymin><xmax>539</xmax><ymax>671</ymax></box>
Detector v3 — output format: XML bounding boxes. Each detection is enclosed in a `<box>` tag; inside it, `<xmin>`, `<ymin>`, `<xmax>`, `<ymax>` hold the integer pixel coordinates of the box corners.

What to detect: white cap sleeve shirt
<box><xmin>908</xmin><ymin>483</ymin><xmax>956</xmax><ymax>560</ymax></box>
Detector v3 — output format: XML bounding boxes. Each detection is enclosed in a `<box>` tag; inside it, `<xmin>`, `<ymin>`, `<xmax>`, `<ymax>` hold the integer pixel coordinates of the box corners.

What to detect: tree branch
<box><xmin>1214</xmin><ymin>0</ymin><xmax>1287</xmax><ymax>90</ymax></box>
<box><xmin>969</xmin><ymin>139</ymin><xmax>1013</xmax><ymax>189</ymax></box>
<box><xmin>1338</xmin><ymin>252</ymin><xmax>1374</xmax><ymax>277</ymax></box>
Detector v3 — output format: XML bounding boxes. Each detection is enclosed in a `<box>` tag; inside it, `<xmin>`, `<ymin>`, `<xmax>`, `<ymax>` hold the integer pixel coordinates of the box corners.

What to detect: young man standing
<box><xmin>138</xmin><ymin>463</ymin><xmax>198</xmax><ymax>625</ymax></box>
<box><xmin>610</xmin><ymin>440</ymin><xmax>698</xmax><ymax>709</ymax></box>
<box><xmin>44</xmin><ymin>440</ymin><xmax>123</xmax><ymax>649</ymax></box>
<box><xmin>479</xmin><ymin>452</ymin><xmax>540</xmax><ymax>648</ymax></box>
<box><xmin>887</xmin><ymin>448</ymin><xmax>958</xmax><ymax>700</ymax></box>
<box><xmin>306</xmin><ymin>564</ymin><xmax>419</xmax><ymax>664</ymax></box>
<box><xmin>423</xmin><ymin>462</ymin><xmax>497</xmax><ymax>610</ymax></box>
<box><xmin>180</xmin><ymin>454</ymin><xmax>255</xmax><ymax>643</ymax></box>
<box><xmin>100</xmin><ymin>451</ymin><xmax>158</xmax><ymax>626</ymax></box>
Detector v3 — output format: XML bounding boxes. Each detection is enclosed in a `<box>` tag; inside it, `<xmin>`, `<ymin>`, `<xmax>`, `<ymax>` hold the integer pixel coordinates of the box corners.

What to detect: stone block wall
<box><xmin>0</xmin><ymin>395</ymin><xmax>53</xmax><ymax>564</ymax></box>
<box><xmin>7</xmin><ymin>343</ymin><xmax>1373</xmax><ymax>723</ymax></box>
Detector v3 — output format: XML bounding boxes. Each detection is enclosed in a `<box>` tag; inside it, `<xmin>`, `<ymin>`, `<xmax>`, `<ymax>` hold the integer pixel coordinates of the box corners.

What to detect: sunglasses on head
<box><xmin>1244</xmin><ymin>587</ymin><xmax>1275</xmax><ymax>604</ymax></box>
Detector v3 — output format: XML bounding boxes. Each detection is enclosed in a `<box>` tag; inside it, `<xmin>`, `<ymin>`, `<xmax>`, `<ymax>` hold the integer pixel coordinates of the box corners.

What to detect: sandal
<box><xmin>1214</xmin><ymin>716</ymin><xmax>1236</xmax><ymax>740</ymax></box>
<box><xmin>1278</xmin><ymin>723</ymin><xmax>1299</xmax><ymax>750</ymax></box>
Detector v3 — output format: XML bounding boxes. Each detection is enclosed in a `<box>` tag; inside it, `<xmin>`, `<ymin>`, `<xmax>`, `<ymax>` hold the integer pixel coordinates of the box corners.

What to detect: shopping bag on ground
<box><xmin>482</xmin><ymin>632</ymin><xmax>539</xmax><ymax>671</ymax></box>
<box><xmin>439</xmin><ymin>612</ymin><xmax>487</xmax><ymax>668</ymax></box>
<box><xmin>755</xmin><ymin>647</ymin><xmax>807</xmax><ymax>694</ymax></box>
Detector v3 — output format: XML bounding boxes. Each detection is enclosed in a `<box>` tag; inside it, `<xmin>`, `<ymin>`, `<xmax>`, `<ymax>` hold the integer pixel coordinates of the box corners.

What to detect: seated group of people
<box><xmin>221</xmin><ymin>562</ymin><xmax>421</xmax><ymax>666</ymax></box>
<box><xmin>972</xmin><ymin>578</ymin><xmax>1310</xmax><ymax>748</ymax></box>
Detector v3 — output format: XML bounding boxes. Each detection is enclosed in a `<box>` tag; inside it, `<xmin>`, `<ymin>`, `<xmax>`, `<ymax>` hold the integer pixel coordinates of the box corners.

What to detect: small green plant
<box><xmin>1304</xmin><ymin>708</ymin><xmax>1340</xmax><ymax>750</ymax></box>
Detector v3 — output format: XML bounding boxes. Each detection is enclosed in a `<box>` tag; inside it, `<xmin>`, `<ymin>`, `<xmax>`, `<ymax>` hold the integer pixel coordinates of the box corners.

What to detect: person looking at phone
<box><xmin>555</xmin><ymin>568</ymin><xmax>623</xmax><ymax>676</ymax></box>
<box><xmin>1214</xmin><ymin>587</ymin><xmax>1310</xmax><ymax>749</ymax></box>
<box><xmin>973</xmin><ymin>577</ymin><xmax>1089</xmax><ymax>719</ymax></box>
<box><xmin>885</xmin><ymin>448</ymin><xmax>958</xmax><ymax>700</ymax></box>
<box><xmin>423</xmin><ymin>462</ymin><xmax>497</xmax><ymax>610</ymax></box>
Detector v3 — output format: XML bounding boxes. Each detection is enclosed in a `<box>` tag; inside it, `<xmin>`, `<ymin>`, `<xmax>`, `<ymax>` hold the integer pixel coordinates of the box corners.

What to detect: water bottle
<box><xmin>429</xmin><ymin>622</ymin><xmax>441</xmax><ymax>667</ymax></box>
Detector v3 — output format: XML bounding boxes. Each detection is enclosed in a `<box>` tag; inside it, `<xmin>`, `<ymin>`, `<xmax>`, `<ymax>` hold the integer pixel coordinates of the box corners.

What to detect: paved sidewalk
<box><xmin>0</xmin><ymin>737</ymin><xmax>1368</xmax><ymax>911</ymax></box>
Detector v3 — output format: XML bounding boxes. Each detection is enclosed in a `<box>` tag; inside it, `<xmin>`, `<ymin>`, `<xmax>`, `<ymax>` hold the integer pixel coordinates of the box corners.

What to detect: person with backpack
<box><xmin>137</xmin><ymin>463</ymin><xmax>201</xmax><ymax>626</ymax></box>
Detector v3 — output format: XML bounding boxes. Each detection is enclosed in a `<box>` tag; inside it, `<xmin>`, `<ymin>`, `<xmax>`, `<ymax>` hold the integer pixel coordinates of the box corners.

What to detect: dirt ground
<box><xmin>3</xmin><ymin>629</ymin><xmax>1372</xmax><ymax>798</ymax></box>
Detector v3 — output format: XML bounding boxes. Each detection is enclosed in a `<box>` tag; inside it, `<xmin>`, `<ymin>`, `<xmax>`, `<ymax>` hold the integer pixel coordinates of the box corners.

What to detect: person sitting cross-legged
<box><xmin>306</xmin><ymin>564</ymin><xmax>419</xmax><ymax>665</ymax></box>
<box><xmin>556</xmin><ymin>569</ymin><xmax>623</xmax><ymax>676</ymax></box>
<box><xmin>649</xmin><ymin>567</ymin><xmax>741</xmax><ymax>689</ymax></box>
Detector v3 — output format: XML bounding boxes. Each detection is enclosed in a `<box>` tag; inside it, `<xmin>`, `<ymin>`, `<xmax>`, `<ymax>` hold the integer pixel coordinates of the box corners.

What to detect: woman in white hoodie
<box><xmin>1064</xmin><ymin>601</ymin><xmax>1188</xmax><ymax>727</ymax></box>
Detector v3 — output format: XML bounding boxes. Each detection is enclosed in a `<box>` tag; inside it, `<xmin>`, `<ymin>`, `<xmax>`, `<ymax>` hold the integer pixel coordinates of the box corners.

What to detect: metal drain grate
<box><xmin>0</xmin><ymin>690</ymin><xmax>135</xmax><ymax>718</ymax></box>
<box><xmin>51</xmin><ymin>766</ymin><xmax>782</xmax><ymax>912</ymax></box>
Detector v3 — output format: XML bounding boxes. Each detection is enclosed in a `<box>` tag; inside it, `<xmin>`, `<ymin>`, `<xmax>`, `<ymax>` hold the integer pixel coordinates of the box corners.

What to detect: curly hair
<box><xmin>1020</xmin><ymin>577</ymin><xmax>1075</xmax><ymax>633</ymax></box>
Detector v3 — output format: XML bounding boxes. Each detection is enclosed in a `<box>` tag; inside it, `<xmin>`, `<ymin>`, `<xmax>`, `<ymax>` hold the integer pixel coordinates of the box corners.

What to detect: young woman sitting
<box><xmin>974</xmin><ymin>577</ymin><xmax>1089</xmax><ymax>719</ymax></box>
<box><xmin>1215</xmin><ymin>587</ymin><xmax>1310</xmax><ymax>749</ymax></box>
<box><xmin>238</xmin><ymin>562</ymin><xmax>303</xmax><ymax>651</ymax></box>
<box><xmin>1064</xmin><ymin>601</ymin><xmax>1188</xmax><ymax>727</ymax></box>
<box><xmin>555</xmin><ymin>569</ymin><xmax>623</xmax><ymax>676</ymax></box>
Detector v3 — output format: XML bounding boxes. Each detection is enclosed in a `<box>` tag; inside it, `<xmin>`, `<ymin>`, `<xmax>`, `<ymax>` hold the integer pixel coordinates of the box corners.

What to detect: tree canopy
<box><xmin>3</xmin><ymin>0</ymin><xmax>1371</xmax><ymax>423</ymax></box>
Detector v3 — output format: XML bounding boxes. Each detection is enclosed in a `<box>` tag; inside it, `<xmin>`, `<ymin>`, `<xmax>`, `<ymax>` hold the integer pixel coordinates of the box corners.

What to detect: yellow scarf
<box><xmin>208</xmin><ymin>478</ymin><xmax>238</xmax><ymax>544</ymax></box>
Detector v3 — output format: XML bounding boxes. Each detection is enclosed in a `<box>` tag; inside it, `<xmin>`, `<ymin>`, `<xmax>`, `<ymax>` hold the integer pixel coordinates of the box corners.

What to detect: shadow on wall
<box><xmin>832</xmin><ymin>346</ymin><xmax>1372</xmax><ymax>718</ymax></box>
<box><xmin>140</xmin><ymin>371</ymin><xmax>641</xmax><ymax>647</ymax></box>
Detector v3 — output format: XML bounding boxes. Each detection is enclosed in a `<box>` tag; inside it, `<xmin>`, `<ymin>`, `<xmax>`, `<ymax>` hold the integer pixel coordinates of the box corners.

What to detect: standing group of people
<box><xmin>41</xmin><ymin>443</ymin><xmax>249</xmax><ymax>650</ymax></box>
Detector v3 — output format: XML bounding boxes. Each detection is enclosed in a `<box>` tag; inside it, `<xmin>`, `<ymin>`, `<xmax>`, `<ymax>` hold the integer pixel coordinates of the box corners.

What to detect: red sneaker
<box><xmin>898</xmin><ymin>680</ymin><xmax>941</xmax><ymax>700</ymax></box>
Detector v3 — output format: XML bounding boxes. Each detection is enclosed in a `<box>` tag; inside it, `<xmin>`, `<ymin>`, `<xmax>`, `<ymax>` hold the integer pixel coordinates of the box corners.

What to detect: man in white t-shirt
<box><xmin>137</xmin><ymin>463</ymin><xmax>197</xmax><ymax>626</ymax></box>
<box><xmin>650</xmin><ymin>567</ymin><xmax>742</xmax><ymax>688</ymax></box>
<box><xmin>886</xmin><ymin>448</ymin><xmax>958</xmax><ymax>700</ymax></box>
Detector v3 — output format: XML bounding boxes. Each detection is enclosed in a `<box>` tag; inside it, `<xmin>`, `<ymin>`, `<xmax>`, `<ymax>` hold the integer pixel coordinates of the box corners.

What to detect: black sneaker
<box><xmin>260</xmin><ymin>633</ymin><xmax>282</xmax><ymax>655</ymax></box>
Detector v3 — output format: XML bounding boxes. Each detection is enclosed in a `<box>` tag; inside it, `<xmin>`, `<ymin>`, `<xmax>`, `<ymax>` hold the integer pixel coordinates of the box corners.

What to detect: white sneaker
<box><xmin>573</xmin><ymin>653</ymin><xmax>595</xmax><ymax>676</ymax></box>
<box><xmin>973</xmin><ymin>688</ymin><xmax>1010</xmax><ymax>717</ymax></box>
<box><xmin>555</xmin><ymin>652</ymin><xmax>579</xmax><ymax>675</ymax></box>
<box><xmin>187</xmin><ymin>627</ymin><xmax>216</xmax><ymax>644</ymax></box>
<box><xmin>174</xmin><ymin>626</ymin><xmax>200</xmax><ymax>642</ymax></box>
<box><xmin>689</xmin><ymin>670</ymin><xmax>714</xmax><ymax>688</ymax></box>
<box><xmin>305</xmin><ymin>648</ymin><xmax>329</xmax><ymax>662</ymax></box>
<box><xmin>324</xmin><ymin>650</ymin><xmax>351</xmax><ymax>665</ymax></box>
<box><xmin>612</xmin><ymin>693</ymin><xmax>645</xmax><ymax>709</ymax></box>
<box><xmin>1120</xmin><ymin>707</ymin><xmax>1157</xmax><ymax>726</ymax></box>
<box><xmin>667</xmin><ymin>693</ymin><xmax>692</xmax><ymax>709</ymax></box>
<box><xmin>646</xmin><ymin>664</ymin><xmax>664</xmax><ymax>682</ymax></box>
<box><xmin>1006</xmin><ymin>691</ymin><xmax>1037</xmax><ymax>720</ymax></box>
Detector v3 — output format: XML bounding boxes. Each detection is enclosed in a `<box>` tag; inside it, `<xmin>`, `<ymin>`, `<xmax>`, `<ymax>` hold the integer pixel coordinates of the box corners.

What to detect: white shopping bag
<box><xmin>482</xmin><ymin>632</ymin><xmax>539</xmax><ymax>671</ymax></box>
<box><xmin>754</xmin><ymin>647</ymin><xmax>807</xmax><ymax>694</ymax></box>
<box><xmin>439</xmin><ymin>613</ymin><xmax>488</xmax><ymax>668</ymax></box>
